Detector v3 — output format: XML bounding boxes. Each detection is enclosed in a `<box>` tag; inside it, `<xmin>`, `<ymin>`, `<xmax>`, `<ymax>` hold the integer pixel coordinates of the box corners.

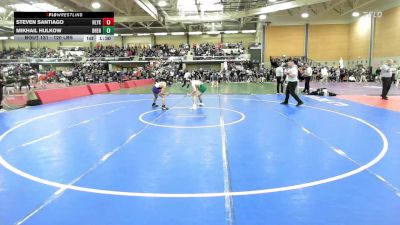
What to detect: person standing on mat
<box><xmin>303</xmin><ymin>64</ymin><xmax>312</xmax><ymax>94</ymax></box>
<box><xmin>380</xmin><ymin>59</ymin><xmax>395</xmax><ymax>100</ymax></box>
<box><xmin>189</xmin><ymin>80</ymin><xmax>206</xmax><ymax>110</ymax></box>
<box><xmin>281</xmin><ymin>61</ymin><xmax>303</xmax><ymax>107</ymax></box>
<box><xmin>152</xmin><ymin>81</ymin><xmax>169</xmax><ymax>110</ymax></box>
<box><xmin>275</xmin><ymin>63</ymin><xmax>284</xmax><ymax>94</ymax></box>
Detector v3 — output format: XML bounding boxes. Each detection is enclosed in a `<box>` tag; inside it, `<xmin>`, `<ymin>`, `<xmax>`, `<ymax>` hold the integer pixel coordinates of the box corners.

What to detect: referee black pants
<box><xmin>181</xmin><ymin>79</ymin><xmax>189</xmax><ymax>88</ymax></box>
<box><xmin>303</xmin><ymin>76</ymin><xmax>310</xmax><ymax>93</ymax></box>
<box><xmin>381</xmin><ymin>77</ymin><xmax>392</xmax><ymax>98</ymax></box>
<box><xmin>276</xmin><ymin>77</ymin><xmax>283</xmax><ymax>93</ymax></box>
<box><xmin>284</xmin><ymin>81</ymin><xmax>303</xmax><ymax>104</ymax></box>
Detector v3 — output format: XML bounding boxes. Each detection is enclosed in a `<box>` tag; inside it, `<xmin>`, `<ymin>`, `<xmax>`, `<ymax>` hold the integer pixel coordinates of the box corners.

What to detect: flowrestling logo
<box><xmin>363</xmin><ymin>11</ymin><xmax>383</xmax><ymax>18</ymax></box>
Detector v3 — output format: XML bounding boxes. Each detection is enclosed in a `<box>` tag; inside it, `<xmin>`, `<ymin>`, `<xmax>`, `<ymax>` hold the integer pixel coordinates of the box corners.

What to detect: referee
<box><xmin>380</xmin><ymin>59</ymin><xmax>394</xmax><ymax>100</ymax></box>
<box><xmin>302</xmin><ymin>64</ymin><xmax>312</xmax><ymax>94</ymax></box>
<box><xmin>275</xmin><ymin>63</ymin><xmax>284</xmax><ymax>93</ymax></box>
<box><xmin>281</xmin><ymin>61</ymin><xmax>303</xmax><ymax>106</ymax></box>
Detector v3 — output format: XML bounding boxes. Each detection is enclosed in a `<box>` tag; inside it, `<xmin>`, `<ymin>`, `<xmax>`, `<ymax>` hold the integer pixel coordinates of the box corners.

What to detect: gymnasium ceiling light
<box><xmin>301</xmin><ymin>12</ymin><xmax>309</xmax><ymax>18</ymax></box>
<box><xmin>91</xmin><ymin>2</ymin><xmax>101</xmax><ymax>9</ymax></box>
<box><xmin>154</xmin><ymin>32</ymin><xmax>168</xmax><ymax>36</ymax></box>
<box><xmin>158</xmin><ymin>0</ymin><xmax>167</xmax><ymax>7</ymax></box>
<box><xmin>137</xmin><ymin>33</ymin><xmax>151</xmax><ymax>36</ymax></box>
<box><xmin>269</xmin><ymin>0</ymin><xmax>277</xmax><ymax>2</ymax></box>
<box><xmin>242</xmin><ymin>30</ymin><xmax>257</xmax><ymax>33</ymax></box>
<box><xmin>0</xmin><ymin>37</ymin><xmax>9</xmax><ymax>40</ymax></box>
<box><xmin>352</xmin><ymin>12</ymin><xmax>360</xmax><ymax>17</ymax></box>
<box><xmin>0</xmin><ymin>7</ymin><xmax>6</xmax><ymax>13</ymax></box>
<box><xmin>120</xmin><ymin>34</ymin><xmax>133</xmax><ymax>36</ymax></box>
<box><xmin>114</xmin><ymin>33</ymin><xmax>119</xmax><ymax>36</ymax></box>
<box><xmin>188</xmin><ymin>31</ymin><xmax>203</xmax><ymax>35</ymax></box>
<box><xmin>224</xmin><ymin>30</ymin><xmax>239</xmax><ymax>34</ymax></box>
<box><xmin>259</xmin><ymin>15</ymin><xmax>267</xmax><ymax>20</ymax></box>
<box><xmin>171</xmin><ymin>32</ymin><xmax>185</xmax><ymax>35</ymax></box>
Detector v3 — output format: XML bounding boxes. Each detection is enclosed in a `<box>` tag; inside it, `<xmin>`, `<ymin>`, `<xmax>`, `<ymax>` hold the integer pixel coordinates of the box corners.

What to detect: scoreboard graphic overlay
<box><xmin>14</xmin><ymin>12</ymin><xmax>114</xmax><ymax>42</ymax></box>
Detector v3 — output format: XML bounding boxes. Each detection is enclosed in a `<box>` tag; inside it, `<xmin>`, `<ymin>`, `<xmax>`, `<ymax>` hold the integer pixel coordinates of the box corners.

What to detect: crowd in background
<box><xmin>1</xmin><ymin>46</ymin><xmax>400</xmax><ymax>100</ymax></box>
<box><xmin>0</xmin><ymin>42</ymin><xmax>246</xmax><ymax>94</ymax></box>
<box><xmin>270</xmin><ymin>56</ymin><xmax>400</xmax><ymax>84</ymax></box>
<box><xmin>0</xmin><ymin>42</ymin><xmax>245</xmax><ymax>60</ymax></box>
<box><xmin>192</xmin><ymin>42</ymin><xmax>244</xmax><ymax>57</ymax></box>
<box><xmin>270</xmin><ymin>56</ymin><xmax>308</xmax><ymax>68</ymax></box>
<box><xmin>1</xmin><ymin>59</ymin><xmax>399</xmax><ymax>94</ymax></box>
<box><xmin>88</xmin><ymin>45</ymin><xmax>136</xmax><ymax>57</ymax></box>
<box><xmin>68</xmin><ymin>62</ymin><xmax>155</xmax><ymax>84</ymax></box>
<box><xmin>0</xmin><ymin>47</ymin><xmax>61</xmax><ymax>59</ymax></box>
<box><xmin>87</xmin><ymin>44</ymin><xmax>189</xmax><ymax>58</ymax></box>
<box><xmin>139</xmin><ymin>44</ymin><xmax>189</xmax><ymax>58</ymax></box>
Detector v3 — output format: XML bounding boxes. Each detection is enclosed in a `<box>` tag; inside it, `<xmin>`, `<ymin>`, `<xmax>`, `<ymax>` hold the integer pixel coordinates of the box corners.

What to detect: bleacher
<box><xmin>0</xmin><ymin>42</ymin><xmax>248</xmax><ymax>66</ymax></box>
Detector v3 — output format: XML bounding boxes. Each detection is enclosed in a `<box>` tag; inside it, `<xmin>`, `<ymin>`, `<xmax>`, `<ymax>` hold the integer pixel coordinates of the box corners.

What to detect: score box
<box><xmin>103</xmin><ymin>26</ymin><xmax>114</xmax><ymax>35</ymax></box>
<box><xmin>14</xmin><ymin>35</ymin><xmax>115</xmax><ymax>42</ymax></box>
<box><xmin>103</xmin><ymin>18</ymin><xmax>114</xmax><ymax>26</ymax></box>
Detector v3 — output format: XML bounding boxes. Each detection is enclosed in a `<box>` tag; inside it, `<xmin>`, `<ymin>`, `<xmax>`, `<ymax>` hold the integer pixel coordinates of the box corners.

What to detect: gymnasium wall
<box><xmin>189</xmin><ymin>34</ymin><xmax>222</xmax><ymax>45</ymax></box>
<box><xmin>3</xmin><ymin>39</ymin><xmax>30</xmax><ymax>49</ymax></box>
<box><xmin>263</xmin><ymin>15</ymin><xmax>378</xmax><ymax>66</ymax></box>
<box><xmin>1</xmin><ymin>38</ymin><xmax>125</xmax><ymax>50</ymax></box>
<box><xmin>1</xmin><ymin>33</ymin><xmax>256</xmax><ymax>52</ymax></box>
<box><xmin>223</xmin><ymin>33</ymin><xmax>256</xmax><ymax>49</ymax></box>
<box><xmin>155</xmin><ymin>35</ymin><xmax>186</xmax><ymax>47</ymax></box>
<box><xmin>186</xmin><ymin>63</ymin><xmax>222</xmax><ymax>71</ymax></box>
<box><xmin>265</xmin><ymin>25</ymin><xmax>305</xmax><ymax>61</ymax></box>
<box><xmin>308</xmin><ymin>24</ymin><xmax>349</xmax><ymax>61</ymax></box>
<box><xmin>265</xmin><ymin>21</ymin><xmax>370</xmax><ymax>63</ymax></box>
<box><xmin>60</xmin><ymin>41</ymin><xmax>91</xmax><ymax>48</ymax></box>
<box><xmin>153</xmin><ymin>33</ymin><xmax>256</xmax><ymax>48</ymax></box>
<box><xmin>37</xmin><ymin>42</ymin><xmax>61</xmax><ymax>49</ymax></box>
<box><xmin>372</xmin><ymin>5</ymin><xmax>400</xmax><ymax>69</ymax></box>
<box><xmin>348</xmin><ymin>14</ymin><xmax>371</xmax><ymax>60</ymax></box>
<box><xmin>374</xmin><ymin>6</ymin><xmax>400</xmax><ymax>58</ymax></box>
<box><xmin>112</xmin><ymin>36</ymin><xmax>123</xmax><ymax>47</ymax></box>
<box><xmin>122</xmin><ymin>36</ymin><xmax>152</xmax><ymax>47</ymax></box>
